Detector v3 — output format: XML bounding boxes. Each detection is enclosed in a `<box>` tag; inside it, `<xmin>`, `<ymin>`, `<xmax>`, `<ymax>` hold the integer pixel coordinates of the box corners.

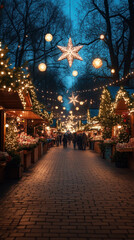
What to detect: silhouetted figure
<box><xmin>63</xmin><ymin>135</ymin><xmax>67</xmax><ymax>148</ymax></box>
<box><xmin>73</xmin><ymin>133</ymin><xmax>77</xmax><ymax>150</ymax></box>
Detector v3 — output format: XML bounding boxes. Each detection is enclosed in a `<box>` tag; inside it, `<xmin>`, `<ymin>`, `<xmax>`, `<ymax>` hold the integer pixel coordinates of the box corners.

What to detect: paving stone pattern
<box><xmin>0</xmin><ymin>145</ymin><xmax>134</xmax><ymax>240</ymax></box>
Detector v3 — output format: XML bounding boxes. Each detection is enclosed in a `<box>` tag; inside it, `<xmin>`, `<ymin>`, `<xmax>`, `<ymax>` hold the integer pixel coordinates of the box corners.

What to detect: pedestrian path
<box><xmin>0</xmin><ymin>145</ymin><xmax>134</xmax><ymax>240</ymax></box>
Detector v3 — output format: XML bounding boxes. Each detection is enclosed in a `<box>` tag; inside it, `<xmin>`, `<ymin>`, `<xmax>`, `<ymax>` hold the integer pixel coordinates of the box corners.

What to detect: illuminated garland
<box><xmin>0</xmin><ymin>42</ymin><xmax>49</xmax><ymax>121</ymax></box>
<box><xmin>36</xmin><ymin>71</ymin><xmax>134</xmax><ymax>95</ymax></box>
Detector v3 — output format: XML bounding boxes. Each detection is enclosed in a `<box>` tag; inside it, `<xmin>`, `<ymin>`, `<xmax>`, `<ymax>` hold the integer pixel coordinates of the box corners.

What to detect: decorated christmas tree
<box><xmin>5</xmin><ymin>118</ymin><xmax>19</xmax><ymax>153</ymax></box>
<box><xmin>99</xmin><ymin>88</ymin><xmax>113</xmax><ymax>139</ymax></box>
<box><xmin>0</xmin><ymin>42</ymin><xmax>14</xmax><ymax>89</ymax></box>
<box><xmin>87</xmin><ymin>109</ymin><xmax>90</xmax><ymax>123</ymax></box>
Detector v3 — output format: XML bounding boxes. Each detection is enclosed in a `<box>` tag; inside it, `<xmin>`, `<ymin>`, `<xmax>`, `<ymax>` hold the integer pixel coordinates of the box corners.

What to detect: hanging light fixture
<box><xmin>72</xmin><ymin>70</ymin><xmax>78</xmax><ymax>77</ymax></box>
<box><xmin>45</xmin><ymin>33</ymin><xmax>53</xmax><ymax>42</ymax></box>
<box><xmin>38</xmin><ymin>63</ymin><xmax>47</xmax><ymax>72</ymax></box>
<box><xmin>80</xmin><ymin>101</ymin><xmax>84</xmax><ymax>105</ymax></box>
<box><xmin>57</xmin><ymin>95</ymin><xmax>63</xmax><ymax>102</ymax></box>
<box><xmin>111</xmin><ymin>68</ymin><xmax>115</xmax><ymax>74</ymax></box>
<box><xmin>92</xmin><ymin>58</ymin><xmax>103</xmax><ymax>69</ymax></box>
<box><xmin>100</xmin><ymin>34</ymin><xmax>105</xmax><ymax>40</ymax></box>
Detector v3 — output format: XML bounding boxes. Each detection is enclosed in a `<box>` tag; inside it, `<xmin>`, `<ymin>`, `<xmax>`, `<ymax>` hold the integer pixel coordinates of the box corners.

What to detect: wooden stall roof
<box><xmin>0</xmin><ymin>90</ymin><xmax>23</xmax><ymax>110</ymax></box>
<box><xmin>115</xmin><ymin>99</ymin><xmax>129</xmax><ymax>114</ymax></box>
<box><xmin>7</xmin><ymin>110</ymin><xmax>43</xmax><ymax>120</ymax></box>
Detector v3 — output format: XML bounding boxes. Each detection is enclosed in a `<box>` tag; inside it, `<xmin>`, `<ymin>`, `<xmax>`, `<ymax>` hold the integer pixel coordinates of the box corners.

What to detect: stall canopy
<box><xmin>7</xmin><ymin>110</ymin><xmax>43</xmax><ymax>120</ymax></box>
<box><xmin>0</xmin><ymin>90</ymin><xmax>23</xmax><ymax>110</ymax></box>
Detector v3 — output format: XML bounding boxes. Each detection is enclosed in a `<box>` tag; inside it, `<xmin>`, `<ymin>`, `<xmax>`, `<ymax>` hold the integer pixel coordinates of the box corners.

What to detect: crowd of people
<box><xmin>55</xmin><ymin>132</ymin><xmax>88</xmax><ymax>150</ymax></box>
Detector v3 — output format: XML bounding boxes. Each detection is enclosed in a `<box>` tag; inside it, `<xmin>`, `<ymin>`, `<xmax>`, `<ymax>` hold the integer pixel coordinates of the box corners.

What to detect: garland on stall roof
<box><xmin>0</xmin><ymin>42</ymin><xmax>49</xmax><ymax>121</ymax></box>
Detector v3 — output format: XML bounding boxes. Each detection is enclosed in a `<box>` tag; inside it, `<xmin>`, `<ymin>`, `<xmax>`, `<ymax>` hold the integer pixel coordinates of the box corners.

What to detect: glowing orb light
<box><xmin>100</xmin><ymin>34</ymin><xmax>105</xmax><ymax>40</ymax></box>
<box><xmin>38</xmin><ymin>63</ymin><xmax>47</xmax><ymax>72</ymax></box>
<box><xmin>92</xmin><ymin>58</ymin><xmax>103</xmax><ymax>69</ymax></box>
<box><xmin>45</xmin><ymin>33</ymin><xmax>53</xmax><ymax>42</ymax></box>
<box><xmin>111</xmin><ymin>68</ymin><xmax>115</xmax><ymax>74</ymax></box>
<box><xmin>72</xmin><ymin>70</ymin><xmax>78</xmax><ymax>77</ymax></box>
<box><xmin>80</xmin><ymin>101</ymin><xmax>84</xmax><ymax>105</ymax></box>
<box><xmin>57</xmin><ymin>95</ymin><xmax>63</xmax><ymax>102</ymax></box>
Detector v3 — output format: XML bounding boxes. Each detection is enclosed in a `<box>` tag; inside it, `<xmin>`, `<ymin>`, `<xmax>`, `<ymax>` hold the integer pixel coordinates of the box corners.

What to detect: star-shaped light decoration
<box><xmin>68</xmin><ymin>93</ymin><xmax>79</xmax><ymax>106</ymax></box>
<box><xmin>57</xmin><ymin>38</ymin><xmax>83</xmax><ymax>67</ymax></box>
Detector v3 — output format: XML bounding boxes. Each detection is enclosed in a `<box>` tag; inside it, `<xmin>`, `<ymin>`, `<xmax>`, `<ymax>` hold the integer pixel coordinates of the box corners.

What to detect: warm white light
<box><xmin>72</xmin><ymin>70</ymin><xmax>78</xmax><ymax>77</ymax></box>
<box><xmin>57</xmin><ymin>95</ymin><xmax>63</xmax><ymax>102</ymax></box>
<box><xmin>76</xmin><ymin>107</ymin><xmax>79</xmax><ymax>111</ymax></box>
<box><xmin>3</xmin><ymin>85</ymin><xmax>6</xmax><ymax>88</ymax></box>
<box><xmin>0</xmin><ymin>61</ymin><xmax>4</xmax><ymax>65</ymax></box>
<box><xmin>118</xmin><ymin>125</ymin><xmax>122</xmax><ymax>129</ymax></box>
<box><xmin>61</xmin><ymin>111</ymin><xmax>63</xmax><ymax>114</ymax></box>
<box><xmin>1</xmin><ymin>71</ymin><xmax>4</xmax><ymax>75</ymax></box>
<box><xmin>69</xmin><ymin>111</ymin><xmax>72</xmax><ymax>114</ymax></box>
<box><xmin>45</xmin><ymin>33</ymin><xmax>53</xmax><ymax>42</ymax></box>
<box><xmin>63</xmin><ymin>115</ymin><xmax>66</xmax><ymax>118</ymax></box>
<box><xmin>55</xmin><ymin>106</ymin><xmax>58</xmax><ymax>109</ymax></box>
<box><xmin>1</xmin><ymin>53</ymin><xmax>4</xmax><ymax>57</ymax></box>
<box><xmin>5</xmin><ymin>124</ymin><xmax>9</xmax><ymax>128</ymax></box>
<box><xmin>111</xmin><ymin>68</ymin><xmax>115</xmax><ymax>74</ymax></box>
<box><xmin>38</xmin><ymin>63</ymin><xmax>47</xmax><ymax>72</ymax></box>
<box><xmin>57</xmin><ymin>37</ymin><xmax>83</xmax><ymax>67</ymax></box>
<box><xmin>63</xmin><ymin>107</ymin><xmax>66</xmax><ymax>110</ymax></box>
<box><xmin>92</xmin><ymin>58</ymin><xmax>103</xmax><ymax>69</ymax></box>
<box><xmin>100</xmin><ymin>34</ymin><xmax>105</xmax><ymax>40</ymax></box>
<box><xmin>80</xmin><ymin>101</ymin><xmax>84</xmax><ymax>105</ymax></box>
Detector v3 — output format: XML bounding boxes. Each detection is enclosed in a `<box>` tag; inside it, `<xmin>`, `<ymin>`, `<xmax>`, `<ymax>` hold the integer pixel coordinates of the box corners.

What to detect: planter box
<box><xmin>0</xmin><ymin>163</ymin><xmax>6</xmax><ymax>183</ymax></box>
<box><xmin>23</xmin><ymin>150</ymin><xmax>32</xmax><ymax>170</ymax></box>
<box><xmin>6</xmin><ymin>166</ymin><xmax>23</xmax><ymax>179</ymax></box>
<box><xmin>38</xmin><ymin>142</ymin><xmax>42</xmax><ymax>159</ymax></box>
<box><xmin>31</xmin><ymin>146</ymin><xmax>38</xmax><ymax>163</ymax></box>
<box><xmin>104</xmin><ymin>145</ymin><xmax>112</xmax><ymax>162</ymax></box>
<box><xmin>94</xmin><ymin>141</ymin><xmax>102</xmax><ymax>154</ymax></box>
<box><xmin>43</xmin><ymin>143</ymin><xmax>48</xmax><ymax>154</ymax></box>
<box><xmin>128</xmin><ymin>152</ymin><xmax>134</xmax><ymax>170</ymax></box>
<box><xmin>41</xmin><ymin>143</ymin><xmax>43</xmax><ymax>156</ymax></box>
<box><xmin>90</xmin><ymin>141</ymin><xmax>94</xmax><ymax>150</ymax></box>
<box><xmin>18</xmin><ymin>150</ymin><xmax>24</xmax><ymax>171</ymax></box>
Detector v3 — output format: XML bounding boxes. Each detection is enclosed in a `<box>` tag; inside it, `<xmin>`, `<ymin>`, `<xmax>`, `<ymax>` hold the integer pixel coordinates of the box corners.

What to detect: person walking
<box><xmin>73</xmin><ymin>133</ymin><xmax>77</xmax><ymax>150</ymax></box>
<box><xmin>82</xmin><ymin>133</ymin><xmax>87</xmax><ymax>150</ymax></box>
<box><xmin>63</xmin><ymin>135</ymin><xmax>67</xmax><ymax>148</ymax></box>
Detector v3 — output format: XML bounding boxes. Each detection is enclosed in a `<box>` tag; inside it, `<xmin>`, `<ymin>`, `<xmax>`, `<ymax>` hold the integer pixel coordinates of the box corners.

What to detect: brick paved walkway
<box><xmin>0</xmin><ymin>145</ymin><xmax>134</xmax><ymax>240</ymax></box>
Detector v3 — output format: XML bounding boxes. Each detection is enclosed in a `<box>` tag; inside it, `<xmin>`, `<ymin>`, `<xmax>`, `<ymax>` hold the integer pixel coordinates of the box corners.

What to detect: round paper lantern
<box><xmin>72</xmin><ymin>70</ymin><xmax>78</xmax><ymax>77</ymax></box>
<box><xmin>100</xmin><ymin>34</ymin><xmax>105</xmax><ymax>40</ymax></box>
<box><xmin>38</xmin><ymin>63</ymin><xmax>47</xmax><ymax>72</ymax></box>
<box><xmin>111</xmin><ymin>68</ymin><xmax>115</xmax><ymax>74</ymax></box>
<box><xmin>45</xmin><ymin>33</ymin><xmax>53</xmax><ymax>42</ymax></box>
<box><xmin>92</xmin><ymin>58</ymin><xmax>103</xmax><ymax>69</ymax></box>
<box><xmin>80</xmin><ymin>101</ymin><xmax>84</xmax><ymax>105</ymax></box>
<box><xmin>57</xmin><ymin>95</ymin><xmax>63</xmax><ymax>102</ymax></box>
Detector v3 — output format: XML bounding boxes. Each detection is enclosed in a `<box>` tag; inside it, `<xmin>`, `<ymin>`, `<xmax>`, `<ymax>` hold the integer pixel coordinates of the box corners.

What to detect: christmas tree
<box><xmin>99</xmin><ymin>88</ymin><xmax>113</xmax><ymax>139</ymax></box>
<box><xmin>0</xmin><ymin>42</ymin><xmax>14</xmax><ymax>89</ymax></box>
<box><xmin>5</xmin><ymin>118</ymin><xmax>19</xmax><ymax>153</ymax></box>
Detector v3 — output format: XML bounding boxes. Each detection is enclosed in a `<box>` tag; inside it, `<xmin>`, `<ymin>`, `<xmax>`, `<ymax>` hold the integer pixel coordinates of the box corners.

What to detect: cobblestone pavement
<box><xmin>0</xmin><ymin>145</ymin><xmax>134</xmax><ymax>240</ymax></box>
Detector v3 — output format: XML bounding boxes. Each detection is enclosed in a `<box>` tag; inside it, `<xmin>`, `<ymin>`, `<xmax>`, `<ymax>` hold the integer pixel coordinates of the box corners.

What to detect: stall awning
<box><xmin>0</xmin><ymin>90</ymin><xmax>23</xmax><ymax>110</ymax></box>
<box><xmin>7</xmin><ymin>110</ymin><xmax>43</xmax><ymax>120</ymax></box>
